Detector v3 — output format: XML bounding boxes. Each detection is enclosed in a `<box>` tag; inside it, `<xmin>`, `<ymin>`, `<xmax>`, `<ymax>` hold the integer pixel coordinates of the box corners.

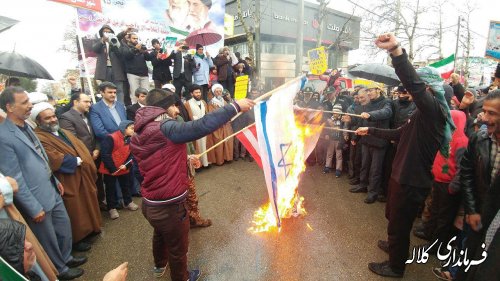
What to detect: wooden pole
<box><xmin>230</xmin><ymin>75</ymin><xmax>305</xmax><ymax>121</ymax></box>
<box><xmin>195</xmin><ymin>122</ymin><xmax>256</xmax><ymax>158</ymax></box>
<box><xmin>300</xmin><ymin>108</ymin><xmax>363</xmax><ymax>118</ymax></box>
<box><xmin>322</xmin><ymin>126</ymin><xmax>356</xmax><ymax>133</ymax></box>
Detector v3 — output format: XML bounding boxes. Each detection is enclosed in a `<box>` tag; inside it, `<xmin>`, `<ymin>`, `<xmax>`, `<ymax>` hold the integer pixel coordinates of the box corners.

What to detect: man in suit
<box><xmin>60</xmin><ymin>93</ymin><xmax>106</xmax><ymax>211</ymax></box>
<box><xmin>89</xmin><ymin>82</ymin><xmax>127</xmax><ymax>140</ymax></box>
<box><xmin>59</xmin><ymin>93</ymin><xmax>97</xmax><ymax>155</ymax></box>
<box><xmin>126</xmin><ymin>88</ymin><xmax>148</xmax><ymax>121</ymax></box>
<box><xmin>171</xmin><ymin>41</ymin><xmax>196</xmax><ymax>99</ymax></box>
<box><xmin>92</xmin><ymin>25</ymin><xmax>127</xmax><ymax>104</ymax></box>
<box><xmin>0</xmin><ymin>86</ymin><xmax>87</xmax><ymax>280</ymax></box>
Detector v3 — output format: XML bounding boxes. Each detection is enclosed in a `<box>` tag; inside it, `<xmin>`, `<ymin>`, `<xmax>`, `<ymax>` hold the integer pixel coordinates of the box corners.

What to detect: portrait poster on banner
<box><xmin>307</xmin><ymin>46</ymin><xmax>328</xmax><ymax>75</ymax></box>
<box><xmin>76</xmin><ymin>0</ymin><xmax>225</xmax><ymax>77</ymax></box>
<box><xmin>485</xmin><ymin>20</ymin><xmax>500</xmax><ymax>61</ymax></box>
<box><xmin>234</xmin><ymin>75</ymin><xmax>249</xmax><ymax>100</ymax></box>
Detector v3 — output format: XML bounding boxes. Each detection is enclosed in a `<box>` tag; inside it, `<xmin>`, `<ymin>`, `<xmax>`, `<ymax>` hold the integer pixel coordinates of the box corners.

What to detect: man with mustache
<box><xmin>457</xmin><ymin>89</ymin><xmax>500</xmax><ymax>281</ymax></box>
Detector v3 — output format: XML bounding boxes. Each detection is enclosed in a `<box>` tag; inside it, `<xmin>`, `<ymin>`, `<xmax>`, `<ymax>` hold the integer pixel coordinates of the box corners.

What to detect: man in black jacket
<box><xmin>171</xmin><ymin>42</ymin><xmax>196</xmax><ymax>99</ymax></box>
<box><xmin>126</xmin><ymin>88</ymin><xmax>148</xmax><ymax>121</ymax></box>
<box><xmin>349</xmin><ymin>85</ymin><xmax>393</xmax><ymax>204</ymax></box>
<box><xmin>356</xmin><ymin>33</ymin><xmax>449</xmax><ymax>277</ymax></box>
<box><xmin>120</xmin><ymin>32</ymin><xmax>154</xmax><ymax>105</ymax></box>
<box><xmin>456</xmin><ymin>90</ymin><xmax>500</xmax><ymax>281</ymax></box>
<box><xmin>151</xmin><ymin>39</ymin><xmax>172</xmax><ymax>89</ymax></box>
<box><xmin>343</xmin><ymin>88</ymin><xmax>369</xmax><ymax>185</ymax></box>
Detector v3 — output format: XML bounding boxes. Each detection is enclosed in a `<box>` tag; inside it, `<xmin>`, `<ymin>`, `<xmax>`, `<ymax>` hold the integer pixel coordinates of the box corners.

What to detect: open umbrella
<box><xmin>0</xmin><ymin>15</ymin><xmax>19</xmax><ymax>34</ymax></box>
<box><xmin>185</xmin><ymin>29</ymin><xmax>222</xmax><ymax>48</ymax></box>
<box><xmin>349</xmin><ymin>63</ymin><xmax>400</xmax><ymax>86</ymax></box>
<box><xmin>0</xmin><ymin>51</ymin><xmax>53</xmax><ymax>80</ymax></box>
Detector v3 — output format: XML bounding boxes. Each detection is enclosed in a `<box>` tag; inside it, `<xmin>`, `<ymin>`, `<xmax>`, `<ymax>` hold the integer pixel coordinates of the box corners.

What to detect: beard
<box><xmin>39</xmin><ymin>122</ymin><xmax>59</xmax><ymax>133</ymax></box>
<box><xmin>193</xmin><ymin>95</ymin><xmax>202</xmax><ymax>101</ymax></box>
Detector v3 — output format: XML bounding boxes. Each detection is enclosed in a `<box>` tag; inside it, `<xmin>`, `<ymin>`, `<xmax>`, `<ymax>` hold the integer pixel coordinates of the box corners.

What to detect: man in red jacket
<box><xmin>130</xmin><ymin>88</ymin><xmax>254</xmax><ymax>281</ymax></box>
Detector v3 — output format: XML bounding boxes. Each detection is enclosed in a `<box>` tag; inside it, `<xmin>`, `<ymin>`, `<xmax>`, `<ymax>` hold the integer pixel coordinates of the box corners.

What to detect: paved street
<box><xmin>81</xmin><ymin>160</ymin><xmax>439</xmax><ymax>280</ymax></box>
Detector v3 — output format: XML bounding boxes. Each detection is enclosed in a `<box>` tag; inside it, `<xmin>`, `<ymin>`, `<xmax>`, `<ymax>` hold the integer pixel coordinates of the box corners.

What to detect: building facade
<box><xmin>225</xmin><ymin>0</ymin><xmax>361</xmax><ymax>89</ymax></box>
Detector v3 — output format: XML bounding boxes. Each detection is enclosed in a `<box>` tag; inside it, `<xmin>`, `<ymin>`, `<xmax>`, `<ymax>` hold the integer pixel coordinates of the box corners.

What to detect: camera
<box><xmin>109</xmin><ymin>34</ymin><xmax>120</xmax><ymax>48</ymax></box>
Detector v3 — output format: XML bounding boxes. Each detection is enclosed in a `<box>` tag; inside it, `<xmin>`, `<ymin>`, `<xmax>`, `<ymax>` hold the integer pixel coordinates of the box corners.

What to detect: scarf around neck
<box><xmin>416</xmin><ymin>66</ymin><xmax>455</xmax><ymax>158</ymax></box>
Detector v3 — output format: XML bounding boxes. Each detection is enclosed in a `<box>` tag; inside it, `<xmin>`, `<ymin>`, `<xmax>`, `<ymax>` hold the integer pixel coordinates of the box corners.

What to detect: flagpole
<box><xmin>299</xmin><ymin>108</ymin><xmax>363</xmax><ymax>118</ymax></box>
<box><xmin>230</xmin><ymin>75</ymin><xmax>305</xmax><ymax>121</ymax></box>
<box><xmin>322</xmin><ymin>127</ymin><xmax>356</xmax><ymax>133</ymax></box>
<box><xmin>74</xmin><ymin>9</ymin><xmax>96</xmax><ymax>103</ymax></box>
<box><xmin>195</xmin><ymin>122</ymin><xmax>256</xmax><ymax>158</ymax></box>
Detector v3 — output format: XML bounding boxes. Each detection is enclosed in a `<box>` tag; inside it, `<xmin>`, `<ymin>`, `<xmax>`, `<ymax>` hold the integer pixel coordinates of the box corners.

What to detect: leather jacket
<box><xmin>461</xmin><ymin>128</ymin><xmax>493</xmax><ymax>215</ymax></box>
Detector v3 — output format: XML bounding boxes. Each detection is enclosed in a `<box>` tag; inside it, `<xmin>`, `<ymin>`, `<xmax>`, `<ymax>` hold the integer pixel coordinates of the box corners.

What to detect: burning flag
<box><xmin>235</xmin><ymin>124</ymin><xmax>262</xmax><ymax>168</ymax></box>
<box><xmin>247</xmin><ymin>77</ymin><xmax>322</xmax><ymax>233</ymax></box>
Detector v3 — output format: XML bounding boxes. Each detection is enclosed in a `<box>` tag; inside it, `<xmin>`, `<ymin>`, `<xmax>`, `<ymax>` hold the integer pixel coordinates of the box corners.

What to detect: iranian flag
<box><xmin>430</xmin><ymin>54</ymin><xmax>455</xmax><ymax>79</ymax></box>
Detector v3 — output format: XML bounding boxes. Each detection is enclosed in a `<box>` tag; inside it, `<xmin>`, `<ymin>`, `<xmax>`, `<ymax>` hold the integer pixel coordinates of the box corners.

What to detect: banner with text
<box><xmin>307</xmin><ymin>46</ymin><xmax>328</xmax><ymax>75</ymax></box>
<box><xmin>234</xmin><ymin>75</ymin><xmax>249</xmax><ymax>100</ymax></box>
<box><xmin>76</xmin><ymin>0</ymin><xmax>225</xmax><ymax>76</ymax></box>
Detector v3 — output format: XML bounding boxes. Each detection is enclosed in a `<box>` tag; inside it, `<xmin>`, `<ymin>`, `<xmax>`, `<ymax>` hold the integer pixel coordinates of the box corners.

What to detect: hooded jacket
<box><xmin>0</xmin><ymin>219</ymin><xmax>26</xmax><ymax>275</ymax></box>
<box><xmin>432</xmin><ymin>110</ymin><xmax>468</xmax><ymax>185</ymax></box>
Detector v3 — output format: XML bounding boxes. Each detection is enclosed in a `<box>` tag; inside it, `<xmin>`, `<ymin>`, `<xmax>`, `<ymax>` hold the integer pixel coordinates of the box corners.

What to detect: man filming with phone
<box><xmin>120</xmin><ymin>32</ymin><xmax>154</xmax><ymax>104</ymax></box>
<box><xmin>93</xmin><ymin>25</ymin><xmax>127</xmax><ymax>104</ymax></box>
<box><xmin>151</xmin><ymin>39</ymin><xmax>172</xmax><ymax>89</ymax></box>
<box><xmin>171</xmin><ymin>40</ymin><xmax>197</xmax><ymax>99</ymax></box>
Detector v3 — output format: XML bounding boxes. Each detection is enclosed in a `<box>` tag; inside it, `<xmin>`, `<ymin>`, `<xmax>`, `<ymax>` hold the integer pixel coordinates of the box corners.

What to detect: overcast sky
<box><xmin>0</xmin><ymin>0</ymin><xmax>497</xmax><ymax>80</ymax></box>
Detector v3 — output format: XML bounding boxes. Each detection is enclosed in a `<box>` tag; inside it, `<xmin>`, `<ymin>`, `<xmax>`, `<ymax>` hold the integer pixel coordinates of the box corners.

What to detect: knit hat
<box><xmin>324</xmin><ymin>86</ymin><xmax>336</xmax><ymax>94</ymax></box>
<box><xmin>332</xmin><ymin>104</ymin><xmax>343</xmax><ymax>114</ymax></box>
<box><xmin>118</xmin><ymin>120</ymin><xmax>134</xmax><ymax>135</ymax></box>
<box><xmin>30</xmin><ymin>102</ymin><xmax>54</xmax><ymax>122</ymax></box>
<box><xmin>303</xmin><ymin>86</ymin><xmax>314</xmax><ymax>93</ymax></box>
<box><xmin>417</xmin><ymin>66</ymin><xmax>455</xmax><ymax>158</ymax></box>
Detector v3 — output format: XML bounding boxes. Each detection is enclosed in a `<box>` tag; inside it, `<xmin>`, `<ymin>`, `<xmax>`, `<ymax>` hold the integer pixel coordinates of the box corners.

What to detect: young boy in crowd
<box><xmin>100</xmin><ymin>120</ymin><xmax>139</xmax><ymax>219</ymax></box>
<box><xmin>323</xmin><ymin>104</ymin><xmax>348</xmax><ymax>177</ymax></box>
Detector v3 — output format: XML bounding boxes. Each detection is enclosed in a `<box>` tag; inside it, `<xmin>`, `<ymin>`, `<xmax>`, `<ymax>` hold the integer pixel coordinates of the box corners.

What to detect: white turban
<box><xmin>28</xmin><ymin>92</ymin><xmax>48</xmax><ymax>105</ymax></box>
<box><xmin>211</xmin><ymin>84</ymin><xmax>223</xmax><ymax>93</ymax></box>
<box><xmin>30</xmin><ymin>102</ymin><xmax>54</xmax><ymax>122</ymax></box>
<box><xmin>162</xmin><ymin>83</ymin><xmax>176</xmax><ymax>92</ymax></box>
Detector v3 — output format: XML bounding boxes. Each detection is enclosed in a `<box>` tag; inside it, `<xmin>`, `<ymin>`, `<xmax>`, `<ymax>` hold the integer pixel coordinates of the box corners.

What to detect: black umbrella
<box><xmin>349</xmin><ymin>63</ymin><xmax>400</xmax><ymax>86</ymax></box>
<box><xmin>0</xmin><ymin>51</ymin><xmax>54</xmax><ymax>80</ymax></box>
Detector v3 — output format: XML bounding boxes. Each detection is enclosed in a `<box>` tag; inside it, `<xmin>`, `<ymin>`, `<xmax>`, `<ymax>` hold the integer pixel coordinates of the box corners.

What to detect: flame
<box><xmin>250</xmin><ymin>110</ymin><xmax>323</xmax><ymax>233</ymax></box>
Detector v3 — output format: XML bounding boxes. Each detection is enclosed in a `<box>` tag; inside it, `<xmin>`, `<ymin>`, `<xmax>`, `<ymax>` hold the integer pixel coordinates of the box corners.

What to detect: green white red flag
<box><xmin>430</xmin><ymin>54</ymin><xmax>455</xmax><ymax>79</ymax></box>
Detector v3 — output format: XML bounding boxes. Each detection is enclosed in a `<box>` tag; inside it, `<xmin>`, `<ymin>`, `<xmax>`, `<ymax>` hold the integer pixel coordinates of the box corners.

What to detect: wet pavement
<box><xmin>80</xmin><ymin>160</ymin><xmax>439</xmax><ymax>280</ymax></box>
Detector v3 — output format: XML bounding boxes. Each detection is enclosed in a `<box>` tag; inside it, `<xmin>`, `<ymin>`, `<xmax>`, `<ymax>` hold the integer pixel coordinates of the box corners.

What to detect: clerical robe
<box><xmin>35</xmin><ymin>128</ymin><xmax>102</xmax><ymax>242</ymax></box>
<box><xmin>206</xmin><ymin>97</ymin><xmax>234</xmax><ymax>165</ymax></box>
<box><xmin>184</xmin><ymin>98</ymin><xmax>210</xmax><ymax>167</ymax></box>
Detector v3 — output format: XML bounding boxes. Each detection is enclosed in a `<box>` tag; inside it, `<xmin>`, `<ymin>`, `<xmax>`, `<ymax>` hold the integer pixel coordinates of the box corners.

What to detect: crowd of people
<box><xmin>293</xmin><ymin>34</ymin><xmax>500</xmax><ymax>281</ymax></box>
<box><xmin>0</xmin><ymin>29</ymin><xmax>499</xmax><ymax>281</ymax></box>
